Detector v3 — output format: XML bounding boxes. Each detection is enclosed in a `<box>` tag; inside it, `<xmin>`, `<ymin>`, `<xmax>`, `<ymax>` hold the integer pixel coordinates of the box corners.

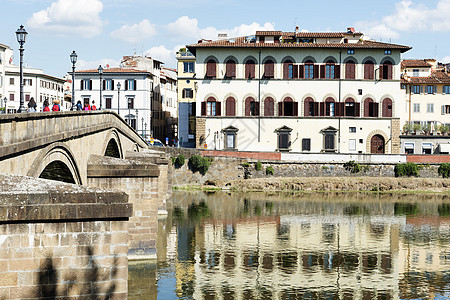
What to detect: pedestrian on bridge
<box><xmin>43</xmin><ymin>99</ymin><xmax>50</xmax><ymax>111</ymax></box>
<box><xmin>27</xmin><ymin>97</ymin><xmax>37</xmax><ymax>112</ymax></box>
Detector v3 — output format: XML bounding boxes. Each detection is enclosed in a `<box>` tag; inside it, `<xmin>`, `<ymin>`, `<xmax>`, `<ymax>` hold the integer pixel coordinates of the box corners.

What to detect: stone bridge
<box><xmin>0</xmin><ymin>111</ymin><xmax>171</xmax><ymax>299</ymax></box>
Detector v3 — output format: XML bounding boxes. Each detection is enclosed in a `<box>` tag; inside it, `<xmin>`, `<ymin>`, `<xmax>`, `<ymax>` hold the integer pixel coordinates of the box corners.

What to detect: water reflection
<box><xmin>129</xmin><ymin>191</ymin><xmax>450</xmax><ymax>299</ymax></box>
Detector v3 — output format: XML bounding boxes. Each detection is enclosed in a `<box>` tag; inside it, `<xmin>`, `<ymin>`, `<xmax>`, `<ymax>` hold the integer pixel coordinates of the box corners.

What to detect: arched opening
<box><xmin>225</xmin><ymin>59</ymin><xmax>236</xmax><ymax>78</ymax></box>
<box><xmin>264</xmin><ymin>59</ymin><xmax>275</xmax><ymax>78</ymax></box>
<box><xmin>206</xmin><ymin>59</ymin><xmax>217</xmax><ymax>78</ymax></box>
<box><xmin>304</xmin><ymin>97</ymin><xmax>317</xmax><ymax>116</ymax></box>
<box><xmin>39</xmin><ymin>160</ymin><xmax>76</xmax><ymax>184</ymax></box>
<box><xmin>345</xmin><ymin>98</ymin><xmax>360</xmax><ymax>117</ymax></box>
<box><xmin>245</xmin><ymin>97</ymin><xmax>259</xmax><ymax>116</ymax></box>
<box><xmin>364</xmin><ymin>61</ymin><xmax>375</xmax><ymax>79</ymax></box>
<box><xmin>371</xmin><ymin>135</ymin><xmax>385</xmax><ymax>154</ymax></box>
<box><xmin>105</xmin><ymin>139</ymin><xmax>121</xmax><ymax>158</ymax></box>
<box><xmin>364</xmin><ymin>98</ymin><xmax>378</xmax><ymax>117</ymax></box>
<box><xmin>225</xmin><ymin>97</ymin><xmax>236</xmax><ymax>116</ymax></box>
<box><xmin>381</xmin><ymin>61</ymin><xmax>393</xmax><ymax>80</ymax></box>
<box><xmin>382</xmin><ymin>98</ymin><xmax>393</xmax><ymax>117</ymax></box>
<box><xmin>345</xmin><ymin>60</ymin><xmax>356</xmax><ymax>79</ymax></box>
<box><xmin>245</xmin><ymin>60</ymin><xmax>255</xmax><ymax>79</ymax></box>
<box><xmin>264</xmin><ymin>97</ymin><xmax>274</xmax><ymax>116</ymax></box>
<box><xmin>283</xmin><ymin>59</ymin><xmax>294</xmax><ymax>79</ymax></box>
<box><xmin>279</xmin><ymin>97</ymin><xmax>298</xmax><ymax>116</ymax></box>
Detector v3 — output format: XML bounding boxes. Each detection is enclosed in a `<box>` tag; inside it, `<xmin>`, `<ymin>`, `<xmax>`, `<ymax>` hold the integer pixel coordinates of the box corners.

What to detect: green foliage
<box><xmin>266</xmin><ymin>166</ymin><xmax>274</xmax><ymax>176</ymax></box>
<box><xmin>242</xmin><ymin>162</ymin><xmax>250</xmax><ymax>168</ymax></box>
<box><xmin>403</xmin><ymin>123</ymin><xmax>413</xmax><ymax>133</ymax></box>
<box><xmin>438</xmin><ymin>124</ymin><xmax>450</xmax><ymax>134</ymax></box>
<box><xmin>438</xmin><ymin>204</ymin><xmax>450</xmax><ymax>216</ymax></box>
<box><xmin>394</xmin><ymin>162</ymin><xmax>419</xmax><ymax>177</ymax></box>
<box><xmin>188</xmin><ymin>155</ymin><xmax>211</xmax><ymax>175</ymax></box>
<box><xmin>363</xmin><ymin>165</ymin><xmax>370</xmax><ymax>172</ymax></box>
<box><xmin>171</xmin><ymin>156</ymin><xmax>176</xmax><ymax>165</ymax></box>
<box><xmin>255</xmin><ymin>161</ymin><xmax>262</xmax><ymax>171</ymax></box>
<box><xmin>344</xmin><ymin>160</ymin><xmax>362</xmax><ymax>173</ymax></box>
<box><xmin>394</xmin><ymin>203</ymin><xmax>418</xmax><ymax>215</ymax></box>
<box><xmin>438</xmin><ymin>163</ymin><xmax>450</xmax><ymax>178</ymax></box>
<box><xmin>174</xmin><ymin>155</ymin><xmax>185</xmax><ymax>168</ymax></box>
<box><xmin>413</xmin><ymin>123</ymin><xmax>421</xmax><ymax>132</ymax></box>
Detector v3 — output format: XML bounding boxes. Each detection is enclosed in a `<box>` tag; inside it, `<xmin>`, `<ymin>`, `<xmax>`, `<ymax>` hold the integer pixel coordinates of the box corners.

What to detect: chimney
<box><xmin>295</xmin><ymin>26</ymin><xmax>299</xmax><ymax>33</ymax></box>
<box><xmin>347</xmin><ymin>27</ymin><xmax>355</xmax><ymax>34</ymax></box>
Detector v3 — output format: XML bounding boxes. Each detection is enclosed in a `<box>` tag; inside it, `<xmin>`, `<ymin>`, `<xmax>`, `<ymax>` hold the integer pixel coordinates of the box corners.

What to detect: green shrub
<box><xmin>343</xmin><ymin>160</ymin><xmax>361</xmax><ymax>173</ymax></box>
<box><xmin>188</xmin><ymin>155</ymin><xmax>211</xmax><ymax>175</ymax></box>
<box><xmin>394</xmin><ymin>162</ymin><xmax>419</xmax><ymax>177</ymax></box>
<box><xmin>171</xmin><ymin>156</ymin><xmax>176</xmax><ymax>165</ymax></box>
<box><xmin>266</xmin><ymin>166</ymin><xmax>274</xmax><ymax>176</ymax></box>
<box><xmin>255</xmin><ymin>161</ymin><xmax>262</xmax><ymax>171</ymax></box>
<box><xmin>438</xmin><ymin>163</ymin><xmax>450</xmax><ymax>178</ymax></box>
<box><xmin>174</xmin><ymin>155</ymin><xmax>185</xmax><ymax>168</ymax></box>
<box><xmin>242</xmin><ymin>162</ymin><xmax>250</xmax><ymax>168</ymax></box>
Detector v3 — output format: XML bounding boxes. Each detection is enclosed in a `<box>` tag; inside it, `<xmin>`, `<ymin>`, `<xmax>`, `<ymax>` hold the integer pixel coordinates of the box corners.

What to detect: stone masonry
<box><xmin>0</xmin><ymin>174</ymin><xmax>131</xmax><ymax>299</ymax></box>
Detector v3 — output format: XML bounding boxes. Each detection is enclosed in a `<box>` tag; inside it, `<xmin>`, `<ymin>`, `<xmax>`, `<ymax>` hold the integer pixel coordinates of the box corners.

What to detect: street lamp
<box><xmin>117</xmin><ymin>82</ymin><xmax>121</xmax><ymax>115</ymax></box>
<box><xmin>98</xmin><ymin>65</ymin><xmax>103</xmax><ymax>110</ymax></box>
<box><xmin>135</xmin><ymin>109</ymin><xmax>138</xmax><ymax>131</ymax></box>
<box><xmin>3</xmin><ymin>97</ymin><xmax>7</xmax><ymax>114</ymax></box>
<box><xmin>141</xmin><ymin>117</ymin><xmax>144</xmax><ymax>137</ymax></box>
<box><xmin>15</xmin><ymin>25</ymin><xmax>27</xmax><ymax>113</ymax></box>
<box><xmin>144</xmin><ymin>122</ymin><xmax>147</xmax><ymax>138</ymax></box>
<box><xmin>70</xmin><ymin>50</ymin><xmax>77</xmax><ymax>110</ymax></box>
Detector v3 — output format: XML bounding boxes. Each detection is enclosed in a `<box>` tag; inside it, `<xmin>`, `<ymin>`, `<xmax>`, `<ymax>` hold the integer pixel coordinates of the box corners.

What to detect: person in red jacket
<box><xmin>43</xmin><ymin>99</ymin><xmax>50</xmax><ymax>111</ymax></box>
<box><xmin>52</xmin><ymin>99</ymin><xmax>60</xmax><ymax>111</ymax></box>
<box><xmin>91</xmin><ymin>100</ymin><xmax>97</xmax><ymax>111</ymax></box>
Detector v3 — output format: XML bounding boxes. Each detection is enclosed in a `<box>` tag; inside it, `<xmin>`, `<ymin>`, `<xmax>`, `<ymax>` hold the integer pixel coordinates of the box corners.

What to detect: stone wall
<box><xmin>0</xmin><ymin>174</ymin><xmax>131</xmax><ymax>299</ymax></box>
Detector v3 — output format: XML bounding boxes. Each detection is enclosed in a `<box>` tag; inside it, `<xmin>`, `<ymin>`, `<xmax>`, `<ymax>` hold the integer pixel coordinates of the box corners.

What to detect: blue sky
<box><xmin>1</xmin><ymin>0</ymin><xmax>450</xmax><ymax>78</ymax></box>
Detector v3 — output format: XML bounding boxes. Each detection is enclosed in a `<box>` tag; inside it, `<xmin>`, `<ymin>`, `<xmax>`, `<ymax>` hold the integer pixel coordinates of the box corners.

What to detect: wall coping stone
<box><xmin>87</xmin><ymin>155</ymin><xmax>160</xmax><ymax>178</ymax></box>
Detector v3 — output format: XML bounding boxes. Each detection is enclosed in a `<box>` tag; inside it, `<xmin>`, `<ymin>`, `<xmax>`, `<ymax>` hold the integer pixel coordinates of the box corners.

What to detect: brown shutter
<box><xmin>278</xmin><ymin>102</ymin><xmax>283</xmax><ymax>116</ymax></box>
<box><xmin>355</xmin><ymin>102</ymin><xmax>360</xmax><ymax>117</ymax></box>
<box><xmin>313</xmin><ymin>65</ymin><xmax>318</xmax><ymax>79</ymax></box>
<box><xmin>293</xmin><ymin>65</ymin><xmax>299</xmax><ymax>78</ymax></box>
<box><xmin>335</xmin><ymin>102</ymin><xmax>341</xmax><ymax>116</ymax></box>
<box><xmin>346</xmin><ymin>62</ymin><xmax>355</xmax><ymax>79</ymax></box>
<box><xmin>387</xmin><ymin>65</ymin><xmax>392</xmax><ymax>80</ymax></box>
<box><xmin>320</xmin><ymin>65</ymin><xmax>325</xmax><ymax>79</ymax></box>
<box><xmin>314</xmin><ymin>102</ymin><xmax>319</xmax><ymax>116</ymax></box>
<box><xmin>379</xmin><ymin>65</ymin><xmax>384</xmax><ymax>80</ymax></box>
<box><xmin>89</xmin><ymin>80</ymin><xmax>92</xmax><ymax>90</ymax></box>
<box><xmin>112</xmin><ymin>80</ymin><xmax>114</xmax><ymax>90</ymax></box>
<box><xmin>339</xmin><ymin>102</ymin><xmax>345</xmax><ymax>116</ymax></box>
<box><xmin>255</xmin><ymin>102</ymin><xmax>260</xmax><ymax>116</ymax></box>
<box><xmin>304</xmin><ymin>99</ymin><xmax>310</xmax><ymax>116</ymax></box>
<box><xmin>293</xmin><ymin>102</ymin><xmax>298</xmax><ymax>116</ymax></box>
<box><xmin>134</xmin><ymin>79</ymin><xmax>137</xmax><ymax>90</ymax></box>
<box><xmin>298</xmin><ymin>65</ymin><xmax>304</xmax><ymax>79</ymax></box>
<box><xmin>182</xmin><ymin>89</ymin><xmax>186</xmax><ymax>98</ymax></box>
<box><xmin>374</xmin><ymin>102</ymin><xmax>379</xmax><ymax>117</ymax></box>
<box><xmin>216</xmin><ymin>101</ymin><xmax>221</xmax><ymax>116</ymax></box>
<box><xmin>334</xmin><ymin>65</ymin><xmax>340</xmax><ymax>79</ymax></box>
<box><xmin>201</xmin><ymin>102</ymin><xmax>206</xmax><ymax>116</ymax></box>
<box><xmin>283</xmin><ymin>62</ymin><xmax>289</xmax><ymax>79</ymax></box>
<box><xmin>364</xmin><ymin>100</ymin><xmax>370</xmax><ymax>117</ymax></box>
<box><xmin>245</xmin><ymin>98</ymin><xmax>251</xmax><ymax>116</ymax></box>
<box><xmin>320</xmin><ymin>102</ymin><xmax>325</xmax><ymax>116</ymax></box>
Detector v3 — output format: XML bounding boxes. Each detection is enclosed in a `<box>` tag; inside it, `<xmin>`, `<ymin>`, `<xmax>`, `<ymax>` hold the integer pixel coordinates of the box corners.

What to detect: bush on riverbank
<box><xmin>188</xmin><ymin>155</ymin><xmax>211</xmax><ymax>175</ymax></box>
<box><xmin>255</xmin><ymin>161</ymin><xmax>262</xmax><ymax>171</ymax></box>
<box><xmin>438</xmin><ymin>163</ymin><xmax>450</xmax><ymax>178</ymax></box>
<box><xmin>394</xmin><ymin>162</ymin><xmax>419</xmax><ymax>177</ymax></box>
<box><xmin>266</xmin><ymin>166</ymin><xmax>274</xmax><ymax>175</ymax></box>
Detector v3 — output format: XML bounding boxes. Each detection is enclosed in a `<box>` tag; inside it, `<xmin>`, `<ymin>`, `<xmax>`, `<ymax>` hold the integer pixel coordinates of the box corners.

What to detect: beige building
<box><xmin>187</xmin><ymin>28</ymin><xmax>411</xmax><ymax>154</ymax></box>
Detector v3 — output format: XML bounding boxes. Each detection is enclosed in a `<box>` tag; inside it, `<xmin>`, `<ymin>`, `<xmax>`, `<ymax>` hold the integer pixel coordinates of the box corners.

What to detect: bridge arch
<box><xmin>27</xmin><ymin>142</ymin><xmax>82</xmax><ymax>185</ymax></box>
<box><xmin>102</xmin><ymin>129</ymin><xmax>124</xmax><ymax>159</ymax></box>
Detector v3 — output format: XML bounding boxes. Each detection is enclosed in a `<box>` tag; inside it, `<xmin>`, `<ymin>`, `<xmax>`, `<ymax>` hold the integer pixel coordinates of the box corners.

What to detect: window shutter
<box><xmin>304</xmin><ymin>99</ymin><xmax>311</xmax><ymax>117</ymax></box>
<box><xmin>182</xmin><ymin>89</ymin><xmax>186</xmax><ymax>98</ymax></box>
<box><xmin>112</xmin><ymin>80</ymin><xmax>114</xmax><ymax>90</ymax></box>
<box><xmin>293</xmin><ymin>65</ymin><xmax>299</xmax><ymax>78</ymax></box>
<box><xmin>102</xmin><ymin>80</ymin><xmax>105</xmax><ymax>91</ymax></box>
<box><xmin>125</xmin><ymin>80</ymin><xmax>128</xmax><ymax>91</ymax></box>
<box><xmin>231</xmin><ymin>62</ymin><xmax>236</xmax><ymax>78</ymax></box>
<box><xmin>89</xmin><ymin>80</ymin><xmax>92</xmax><ymax>90</ymax></box>
<box><xmin>355</xmin><ymin>102</ymin><xmax>360</xmax><ymax>117</ymax></box>
<box><xmin>374</xmin><ymin>102</ymin><xmax>379</xmax><ymax>117</ymax></box>
<box><xmin>379</xmin><ymin>65</ymin><xmax>384</xmax><ymax>80</ymax></box>
<box><xmin>388</xmin><ymin>65</ymin><xmax>393</xmax><ymax>79</ymax></box>
<box><xmin>278</xmin><ymin>102</ymin><xmax>283</xmax><ymax>116</ymax></box>
<box><xmin>283</xmin><ymin>63</ymin><xmax>289</xmax><ymax>79</ymax></box>
<box><xmin>334</xmin><ymin>65</ymin><xmax>340</xmax><ymax>79</ymax></box>
<box><xmin>313</xmin><ymin>65</ymin><xmax>319</xmax><ymax>79</ymax></box>
<box><xmin>346</xmin><ymin>62</ymin><xmax>355</xmax><ymax>79</ymax></box>
<box><xmin>245</xmin><ymin>98</ymin><xmax>251</xmax><ymax>116</ymax></box>
<box><xmin>80</xmin><ymin>80</ymin><xmax>84</xmax><ymax>91</ymax></box>
<box><xmin>293</xmin><ymin>102</ymin><xmax>298</xmax><ymax>116</ymax></box>
<box><xmin>320</xmin><ymin>65</ymin><xmax>325</xmax><ymax>79</ymax></box>
<box><xmin>420</xmin><ymin>85</ymin><xmax>423</xmax><ymax>94</ymax></box>
<box><xmin>314</xmin><ymin>102</ymin><xmax>319</xmax><ymax>116</ymax></box>
<box><xmin>255</xmin><ymin>102</ymin><xmax>260</xmax><ymax>116</ymax></box>
<box><xmin>320</xmin><ymin>102</ymin><xmax>325</xmax><ymax>116</ymax></box>
<box><xmin>299</xmin><ymin>65</ymin><xmax>304</xmax><ymax>78</ymax></box>
<box><xmin>201</xmin><ymin>102</ymin><xmax>206</xmax><ymax>116</ymax></box>
<box><xmin>442</xmin><ymin>105</ymin><xmax>445</xmax><ymax>115</ymax></box>
<box><xmin>216</xmin><ymin>101</ymin><xmax>221</xmax><ymax>116</ymax></box>
<box><xmin>134</xmin><ymin>79</ymin><xmax>137</xmax><ymax>90</ymax></box>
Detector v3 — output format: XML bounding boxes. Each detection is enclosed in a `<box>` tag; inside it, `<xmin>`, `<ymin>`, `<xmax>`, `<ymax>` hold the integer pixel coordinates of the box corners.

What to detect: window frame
<box><xmin>222</xmin><ymin>126</ymin><xmax>239</xmax><ymax>150</ymax></box>
<box><xmin>302</xmin><ymin>138</ymin><xmax>311</xmax><ymax>151</ymax></box>
<box><xmin>276</xmin><ymin>126</ymin><xmax>292</xmax><ymax>151</ymax></box>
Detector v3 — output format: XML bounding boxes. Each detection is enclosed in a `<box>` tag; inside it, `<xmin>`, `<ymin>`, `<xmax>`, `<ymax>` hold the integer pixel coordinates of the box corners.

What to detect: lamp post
<box><xmin>117</xmin><ymin>82</ymin><xmax>121</xmax><ymax>116</ymax></box>
<box><xmin>144</xmin><ymin>123</ymin><xmax>147</xmax><ymax>138</ymax></box>
<box><xmin>98</xmin><ymin>65</ymin><xmax>103</xmax><ymax>110</ymax></box>
<box><xmin>3</xmin><ymin>97</ymin><xmax>7</xmax><ymax>114</ymax></box>
<box><xmin>135</xmin><ymin>109</ymin><xmax>138</xmax><ymax>131</ymax></box>
<box><xmin>15</xmin><ymin>25</ymin><xmax>27</xmax><ymax>113</ymax></box>
<box><xmin>141</xmin><ymin>117</ymin><xmax>144</xmax><ymax>137</ymax></box>
<box><xmin>70</xmin><ymin>50</ymin><xmax>77</xmax><ymax>110</ymax></box>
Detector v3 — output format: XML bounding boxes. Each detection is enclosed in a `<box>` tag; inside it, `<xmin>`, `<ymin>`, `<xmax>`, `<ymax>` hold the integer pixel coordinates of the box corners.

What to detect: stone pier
<box><xmin>0</xmin><ymin>174</ymin><xmax>132</xmax><ymax>299</ymax></box>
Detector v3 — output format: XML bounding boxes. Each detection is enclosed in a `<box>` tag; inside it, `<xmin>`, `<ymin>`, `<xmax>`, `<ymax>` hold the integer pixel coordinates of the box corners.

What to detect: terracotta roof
<box><xmin>75</xmin><ymin>68</ymin><xmax>150</xmax><ymax>74</ymax></box>
<box><xmin>401</xmin><ymin>59</ymin><xmax>431</xmax><ymax>68</ymax></box>
<box><xmin>401</xmin><ymin>70</ymin><xmax>450</xmax><ymax>84</ymax></box>
<box><xmin>256</xmin><ymin>31</ymin><xmax>282</xmax><ymax>36</ymax></box>
<box><xmin>187</xmin><ymin>36</ymin><xmax>411</xmax><ymax>52</ymax></box>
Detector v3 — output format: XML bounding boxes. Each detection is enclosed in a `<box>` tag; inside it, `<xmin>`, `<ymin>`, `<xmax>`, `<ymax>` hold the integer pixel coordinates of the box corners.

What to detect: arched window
<box><xmin>225</xmin><ymin>97</ymin><xmax>236</xmax><ymax>116</ymax></box>
<box><xmin>364</xmin><ymin>98</ymin><xmax>378</xmax><ymax>117</ymax></box>
<box><xmin>381</xmin><ymin>61</ymin><xmax>393</xmax><ymax>80</ymax></box>
<box><xmin>264</xmin><ymin>60</ymin><xmax>274</xmax><ymax>78</ymax></box>
<box><xmin>245</xmin><ymin>60</ymin><xmax>255</xmax><ymax>79</ymax></box>
<box><xmin>382</xmin><ymin>98</ymin><xmax>393</xmax><ymax>117</ymax></box>
<box><xmin>264</xmin><ymin>97</ymin><xmax>274</xmax><ymax>116</ymax></box>
<box><xmin>245</xmin><ymin>97</ymin><xmax>259</xmax><ymax>116</ymax></box>
<box><xmin>364</xmin><ymin>61</ymin><xmax>374</xmax><ymax>80</ymax></box>
<box><xmin>206</xmin><ymin>60</ymin><xmax>216</xmax><ymax>78</ymax></box>
<box><xmin>225</xmin><ymin>60</ymin><xmax>236</xmax><ymax>78</ymax></box>
<box><xmin>201</xmin><ymin>97</ymin><xmax>221</xmax><ymax>116</ymax></box>
<box><xmin>304</xmin><ymin>97</ymin><xmax>317</xmax><ymax>116</ymax></box>
<box><xmin>345</xmin><ymin>61</ymin><xmax>356</xmax><ymax>79</ymax></box>
<box><xmin>325</xmin><ymin>60</ymin><xmax>335</xmax><ymax>79</ymax></box>
<box><xmin>325</xmin><ymin>97</ymin><xmax>335</xmax><ymax>116</ymax></box>
<box><xmin>344</xmin><ymin>98</ymin><xmax>359</xmax><ymax>117</ymax></box>
<box><xmin>278</xmin><ymin>97</ymin><xmax>298</xmax><ymax>116</ymax></box>
<box><xmin>305</xmin><ymin>60</ymin><xmax>315</xmax><ymax>79</ymax></box>
<box><xmin>283</xmin><ymin>60</ymin><xmax>294</xmax><ymax>79</ymax></box>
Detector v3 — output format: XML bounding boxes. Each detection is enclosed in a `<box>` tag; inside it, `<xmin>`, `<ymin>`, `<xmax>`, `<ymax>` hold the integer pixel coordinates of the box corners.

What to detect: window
<box><xmin>182</xmin><ymin>88</ymin><xmax>193</xmax><ymax>98</ymax></box>
<box><xmin>442</xmin><ymin>105</ymin><xmax>450</xmax><ymax>114</ymax></box>
<box><xmin>412</xmin><ymin>85</ymin><xmax>422</xmax><ymax>94</ymax></box>
<box><xmin>279</xmin><ymin>97</ymin><xmax>298</xmax><ymax>116</ymax></box>
<box><xmin>9</xmin><ymin>93</ymin><xmax>14</xmax><ymax>101</ymax></box>
<box><xmin>426</xmin><ymin>85</ymin><xmax>437</xmax><ymax>94</ymax></box>
<box><xmin>349</xmin><ymin>127</ymin><xmax>356</xmax><ymax>133</ymax></box>
<box><xmin>349</xmin><ymin>139</ymin><xmax>356</xmax><ymax>151</ymax></box>
<box><xmin>127</xmin><ymin>98</ymin><xmax>134</xmax><ymax>109</ymax></box>
<box><xmin>25</xmin><ymin>94</ymin><xmax>30</xmax><ymax>101</ymax></box>
<box><xmin>10</xmin><ymin>78</ymin><xmax>14</xmax><ymax>85</ymax></box>
<box><xmin>207</xmin><ymin>101</ymin><xmax>216</xmax><ymax>116</ymax></box>
<box><xmin>347</xmin><ymin>49</ymin><xmax>355</xmax><ymax>55</ymax></box>
<box><xmin>325</xmin><ymin>62</ymin><xmax>335</xmax><ymax>79</ymax></box>
<box><xmin>304</xmin><ymin>97</ymin><xmax>317</xmax><ymax>116</ymax></box>
<box><xmin>264</xmin><ymin>60</ymin><xmax>274</xmax><ymax>78</ymax></box>
<box><xmin>104</xmin><ymin>79</ymin><xmax>114</xmax><ymax>90</ymax></box>
<box><xmin>81</xmin><ymin>79</ymin><xmax>92</xmax><ymax>90</ymax></box>
<box><xmin>345</xmin><ymin>98</ymin><xmax>358</xmax><ymax>117</ymax></box>
<box><xmin>302</xmin><ymin>138</ymin><xmax>311</xmax><ymax>151</ymax></box>
<box><xmin>364</xmin><ymin>61</ymin><xmax>374</xmax><ymax>80</ymax></box>
<box><xmin>345</xmin><ymin>61</ymin><xmax>356</xmax><ymax>79</ymax></box>
<box><xmin>283</xmin><ymin>60</ymin><xmax>294</xmax><ymax>79</ymax></box>
<box><xmin>422</xmin><ymin>143</ymin><xmax>433</xmax><ymax>154</ymax></box>
<box><xmin>106</xmin><ymin>97</ymin><xmax>112</xmax><ymax>109</ymax></box>
<box><xmin>245</xmin><ymin>60</ymin><xmax>255</xmax><ymax>79</ymax></box>
<box><xmin>404</xmin><ymin>142</ymin><xmax>414</xmax><ymax>154</ymax></box>
<box><xmin>201</xmin><ymin>97</ymin><xmax>221</xmax><ymax>116</ymax></box>
<box><xmin>321</xmin><ymin>127</ymin><xmax>337</xmax><ymax>152</ymax></box>
<box><xmin>24</xmin><ymin>79</ymin><xmax>32</xmax><ymax>86</ymax></box>
<box><xmin>206</xmin><ymin>60</ymin><xmax>217</xmax><ymax>78</ymax></box>
<box><xmin>225</xmin><ymin>60</ymin><xmax>236</xmax><ymax>78</ymax></box>
<box><xmin>364</xmin><ymin>99</ymin><xmax>379</xmax><ymax>117</ymax></box>
<box><xmin>384</xmin><ymin>49</ymin><xmax>392</xmax><ymax>55</ymax></box>
<box><xmin>413</xmin><ymin>103</ymin><xmax>420</xmax><ymax>113</ymax></box>
<box><xmin>245</xmin><ymin>97</ymin><xmax>259</xmax><ymax>116</ymax></box>
<box><xmin>413</xmin><ymin>69</ymin><xmax>419</xmax><ymax>77</ymax></box>
<box><xmin>125</xmin><ymin>79</ymin><xmax>136</xmax><ymax>90</ymax></box>
<box><xmin>223</xmin><ymin>126</ymin><xmax>239</xmax><ymax>149</ymax></box>
<box><xmin>382</xmin><ymin>98</ymin><xmax>393</xmax><ymax>117</ymax></box>
<box><xmin>305</xmin><ymin>62</ymin><xmax>314</xmax><ymax>79</ymax></box>
<box><xmin>264</xmin><ymin>97</ymin><xmax>274</xmax><ymax>116</ymax></box>
<box><xmin>443</xmin><ymin>85</ymin><xmax>450</xmax><ymax>94</ymax></box>
<box><xmin>325</xmin><ymin>99</ymin><xmax>335</xmax><ymax>116</ymax></box>
<box><xmin>276</xmin><ymin>126</ymin><xmax>292</xmax><ymax>151</ymax></box>
<box><xmin>225</xmin><ymin>97</ymin><xmax>236</xmax><ymax>116</ymax></box>
<box><xmin>381</xmin><ymin>61</ymin><xmax>393</xmax><ymax>80</ymax></box>
<box><xmin>427</xmin><ymin>103</ymin><xmax>434</xmax><ymax>113</ymax></box>
<box><xmin>184</xmin><ymin>61</ymin><xmax>195</xmax><ymax>73</ymax></box>
<box><xmin>401</xmin><ymin>83</ymin><xmax>406</xmax><ymax>89</ymax></box>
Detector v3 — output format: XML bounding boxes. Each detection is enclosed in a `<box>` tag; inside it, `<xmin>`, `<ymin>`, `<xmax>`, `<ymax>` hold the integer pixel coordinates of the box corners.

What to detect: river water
<box><xmin>129</xmin><ymin>191</ymin><xmax>450</xmax><ymax>299</ymax></box>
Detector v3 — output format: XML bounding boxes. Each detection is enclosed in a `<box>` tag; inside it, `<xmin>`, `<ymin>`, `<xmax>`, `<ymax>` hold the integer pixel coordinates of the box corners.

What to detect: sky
<box><xmin>1</xmin><ymin>0</ymin><xmax>450</xmax><ymax>78</ymax></box>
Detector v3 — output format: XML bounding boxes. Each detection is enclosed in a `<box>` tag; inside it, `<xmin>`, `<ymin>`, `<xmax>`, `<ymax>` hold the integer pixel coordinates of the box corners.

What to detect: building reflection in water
<box><xmin>131</xmin><ymin>191</ymin><xmax>450</xmax><ymax>299</ymax></box>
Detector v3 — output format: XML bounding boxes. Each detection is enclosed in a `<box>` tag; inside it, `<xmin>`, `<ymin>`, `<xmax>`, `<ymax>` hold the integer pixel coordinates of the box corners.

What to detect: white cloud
<box><xmin>441</xmin><ymin>56</ymin><xmax>450</xmax><ymax>63</ymax></box>
<box><xmin>76</xmin><ymin>58</ymin><xmax>121</xmax><ymax>72</ymax></box>
<box><xmin>356</xmin><ymin>0</ymin><xmax>450</xmax><ymax>40</ymax></box>
<box><xmin>110</xmin><ymin>19</ymin><xmax>157</xmax><ymax>44</ymax></box>
<box><xmin>145</xmin><ymin>44</ymin><xmax>184</xmax><ymax>68</ymax></box>
<box><xmin>167</xmin><ymin>16</ymin><xmax>275</xmax><ymax>41</ymax></box>
<box><xmin>26</xmin><ymin>0</ymin><xmax>104</xmax><ymax>38</ymax></box>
